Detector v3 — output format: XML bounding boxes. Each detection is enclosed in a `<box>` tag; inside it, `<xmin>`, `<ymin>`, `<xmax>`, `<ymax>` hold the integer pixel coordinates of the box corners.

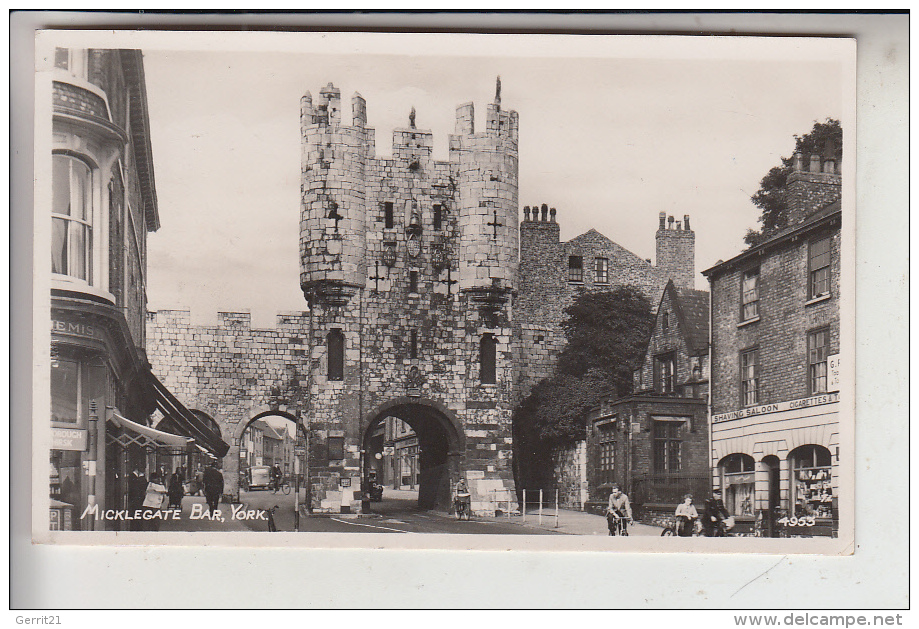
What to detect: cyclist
<box><xmin>674</xmin><ymin>493</ymin><xmax>699</xmax><ymax>537</ymax></box>
<box><xmin>270</xmin><ymin>464</ymin><xmax>283</xmax><ymax>492</ymax></box>
<box><xmin>606</xmin><ymin>484</ymin><xmax>633</xmax><ymax>536</ymax></box>
<box><xmin>702</xmin><ymin>488</ymin><xmax>731</xmax><ymax>537</ymax></box>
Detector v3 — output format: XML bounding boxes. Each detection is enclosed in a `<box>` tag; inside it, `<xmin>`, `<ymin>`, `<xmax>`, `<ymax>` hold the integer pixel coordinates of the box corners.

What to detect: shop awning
<box><xmin>146</xmin><ymin>372</ymin><xmax>230</xmax><ymax>457</ymax></box>
<box><xmin>108</xmin><ymin>411</ymin><xmax>194</xmax><ymax>453</ymax></box>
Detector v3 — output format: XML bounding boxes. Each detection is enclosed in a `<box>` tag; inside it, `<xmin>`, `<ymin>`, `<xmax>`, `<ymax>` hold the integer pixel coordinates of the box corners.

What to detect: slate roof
<box><xmin>703</xmin><ymin>199</ymin><xmax>841</xmax><ymax>279</ymax></box>
<box><xmin>673</xmin><ymin>285</ymin><xmax>710</xmax><ymax>355</ymax></box>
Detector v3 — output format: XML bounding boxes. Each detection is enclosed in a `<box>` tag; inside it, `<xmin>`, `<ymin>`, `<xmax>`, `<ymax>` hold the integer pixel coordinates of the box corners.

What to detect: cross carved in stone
<box><xmin>327</xmin><ymin>202</ymin><xmax>344</xmax><ymax>231</ymax></box>
<box><xmin>487</xmin><ymin>210</ymin><xmax>503</xmax><ymax>239</ymax></box>
<box><xmin>438</xmin><ymin>266</ymin><xmax>458</xmax><ymax>296</ymax></box>
<box><xmin>369</xmin><ymin>261</ymin><xmax>386</xmax><ymax>292</ymax></box>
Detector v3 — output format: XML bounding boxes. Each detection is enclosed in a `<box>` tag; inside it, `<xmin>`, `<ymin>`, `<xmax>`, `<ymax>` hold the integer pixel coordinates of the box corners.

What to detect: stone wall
<box><xmin>146</xmin><ymin>309</ymin><xmax>313</xmax><ymax>499</ymax></box>
<box><xmin>298</xmin><ymin>82</ymin><xmax>519</xmax><ymax>513</ymax></box>
<box><xmin>548</xmin><ymin>440</ymin><xmax>587</xmax><ymax>509</ymax></box>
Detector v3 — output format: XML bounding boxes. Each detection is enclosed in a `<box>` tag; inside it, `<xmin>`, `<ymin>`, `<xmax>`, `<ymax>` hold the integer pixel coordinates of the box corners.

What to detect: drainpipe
<box><xmin>86</xmin><ymin>401</ymin><xmax>99</xmax><ymax>531</ymax></box>
<box><xmin>707</xmin><ymin>274</ymin><xmax>715</xmax><ymax>498</ymax></box>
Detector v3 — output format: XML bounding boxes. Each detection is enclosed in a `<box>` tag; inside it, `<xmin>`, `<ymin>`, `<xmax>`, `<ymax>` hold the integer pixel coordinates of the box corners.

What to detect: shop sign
<box><xmin>712</xmin><ymin>392</ymin><xmax>839</xmax><ymax>424</ymax></box>
<box><xmin>340</xmin><ymin>478</ymin><xmax>351</xmax><ymax>488</ymax></box>
<box><xmin>382</xmin><ymin>446</ymin><xmax>394</xmax><ymax>456</ymax></box>
<box><xmin>827</xmin><ymin>354</ymin><xmax>841</xmax><ymax>392</ymax></box>
<box><xmin>52</xmin><ymin>427</ymin><xmax>87</xmax><ymax>451</ymax></box>
<box><xmin>239</xmin><ymin>449</ymin><xmax>248</xmax><ymax>458</ymax></box>
<box><xmin>52</xmin><ymin>319</ymin><xmax>97</xmax><ymax>339</ymax></box>
<box><xmin>294</xmin><ymin>446</ymin><xmax>306</xmax><ymax>456</ymax></box>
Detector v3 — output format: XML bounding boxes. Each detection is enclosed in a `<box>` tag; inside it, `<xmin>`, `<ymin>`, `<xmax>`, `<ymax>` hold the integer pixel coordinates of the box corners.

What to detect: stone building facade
<box><xmin>297</xmin><ymin>81</ymin><xmax>520</xmax><ymax>513</ymax></box>
<box><xmin>516</xmin><ymin>209</ymin><xmax>695</xmax><ymax>395</ymax></box>
<box><xmin>145</xmin><ymin>80</ymin><xmax>698</xmax><ymax>516</ymax></box>
<box><xmin>583</xmin><ymin>280</ymin><xmax>710</xmax><ymax>524</ymax></box>
<box><xmin>703</xmin><ymin>152</ymin><xmax>842</xmax><ymax>537</ymax></box>
<box><xmin>146</xmin><ymin>309</ymin><xmax>309</xmax><ymax>501</ymax></box>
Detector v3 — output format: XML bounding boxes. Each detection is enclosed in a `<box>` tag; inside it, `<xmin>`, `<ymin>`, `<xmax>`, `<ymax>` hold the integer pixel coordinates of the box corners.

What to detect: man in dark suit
<box><xmin>127</xmin><ymin>465</ymin><xmax>148</xmax><ymax>531</ymax></box>
<box><xmin>702</xmin><ymin>488</ymin><xmax>731</xmax><ymax>537</ymax></box>
<box><xmin>203</xmin><ymin>462</ymin><xmax>224</xmax><ymax>514</ymax></box>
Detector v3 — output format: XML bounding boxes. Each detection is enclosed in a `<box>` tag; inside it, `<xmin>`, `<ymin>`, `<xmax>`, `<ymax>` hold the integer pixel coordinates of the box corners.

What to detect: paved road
<box><xmin>162</xmin><ymin>488</ymin><xmax>562</xmax><ymax>535</ymax></box>
<box><xmin>301</xmin><ymin>491</ymin><xmax>561</xmax><ymax>535</ymax></box>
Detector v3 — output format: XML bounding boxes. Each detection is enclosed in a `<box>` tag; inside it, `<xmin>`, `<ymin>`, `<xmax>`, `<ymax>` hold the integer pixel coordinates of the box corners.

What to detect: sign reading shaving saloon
<box><xmin>712</xmin><ymin>392</ymin><xmax>840</xmax><ymax>424</ymax></box>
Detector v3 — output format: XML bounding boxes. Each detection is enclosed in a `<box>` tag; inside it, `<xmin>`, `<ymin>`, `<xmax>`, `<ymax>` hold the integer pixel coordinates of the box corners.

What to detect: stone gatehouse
<box><xmin>146</xmin><ymin>79</ymin><xmax>696</xmax><ymax>515</ymax></box>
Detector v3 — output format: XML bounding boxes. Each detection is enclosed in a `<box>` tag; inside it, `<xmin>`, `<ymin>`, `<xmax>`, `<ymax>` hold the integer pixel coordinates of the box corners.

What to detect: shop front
<box><xmin>711</xmin><ymin>394</ymin><xmax>839</xmax><ymax>538</ymax></box>
<box><xmin>50</xmin><ymin>301</ymin><xmax>229</xmax><ymax>531</ymax></box>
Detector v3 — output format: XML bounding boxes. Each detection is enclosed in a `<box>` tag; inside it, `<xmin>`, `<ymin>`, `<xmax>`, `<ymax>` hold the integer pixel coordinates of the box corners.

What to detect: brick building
<box><xmin>703</xmin><ymin>151</ymin><xmax>841</xmax><ymax>537</ymax></box>
<box><xmin>584</xmin><ymin>280</ymin><xmax>710</xmax><ymax>523</ymax></box>
<box><xmin>49</xmin><ymin>48</ymin><xmax>227</xmax><ymax>532</ymax></box>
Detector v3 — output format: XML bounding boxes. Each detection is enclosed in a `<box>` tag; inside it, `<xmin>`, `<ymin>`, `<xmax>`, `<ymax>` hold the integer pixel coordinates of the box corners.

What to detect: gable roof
<box><xmin>658</xmin><ymin>280</ymin><xmax>710</xmax><ymax>356</ymax></box>
<box><xmin>565</xmin><ymin>229</ymin><xmax>653</xmax><ymax>267</ymax></box>
<box><xmin>674</xmin><ymin>285</ymin><xmax>710</xmax><ymax>355</ymax></box>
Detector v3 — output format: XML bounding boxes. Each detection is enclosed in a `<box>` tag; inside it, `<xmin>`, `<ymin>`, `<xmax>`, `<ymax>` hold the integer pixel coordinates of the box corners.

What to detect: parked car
<box><xmin>246</xmin><ymin>465</ymin><xmax>271</xmax><ymax>490</ymax></box>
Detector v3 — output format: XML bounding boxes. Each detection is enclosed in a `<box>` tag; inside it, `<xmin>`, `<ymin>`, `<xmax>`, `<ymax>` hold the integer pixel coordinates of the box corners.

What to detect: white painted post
<box><xmin>522</xmin><ymin>489</ymin><xmax>526</xmax><ymax>523</ymax></box>
<box><xmin>555</xmin><ymin>489</ymin><xmax>559</xmax><ymax>529</ymax></box>
<box><xmin>539</xmin><ymin>489</ymin><xmax>543</xmax><ymax>525</ymax></box>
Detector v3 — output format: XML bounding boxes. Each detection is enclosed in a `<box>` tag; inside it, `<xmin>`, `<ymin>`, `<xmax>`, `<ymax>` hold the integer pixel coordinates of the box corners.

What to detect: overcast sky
<box><xmin>140</xmin><ymin>34</ymin><xmax>849</xmax><ymax>328</ymax></box>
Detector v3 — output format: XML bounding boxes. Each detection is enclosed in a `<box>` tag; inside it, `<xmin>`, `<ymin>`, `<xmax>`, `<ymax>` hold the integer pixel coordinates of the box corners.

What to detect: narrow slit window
<box><xmin>384</xmin><ymin>202</ymin><xmax>394</xmax><ymax>229</ymax></box>
<box><xmin>480</xmin><ymin>334</ymin><xmax>497</xmax><ymax>384</ymax></box>
<box><xmin>327</xmin><ymin>329</ymin><xmax>345</xmax><ymax>381</ymax></box>
<box><xmin>410</xmin><ymin>329</ymin><xmax>418</xmax><ymax>359</ymax></box>
<box><xmin>409</xmin><ymin>270</ymin><xmax>419</xmax><ymax>293</ymax></box>
<box><xmin>433</xmin><ymin>204</ymin><xmax>442</xmax><ymax>230</ymax></box>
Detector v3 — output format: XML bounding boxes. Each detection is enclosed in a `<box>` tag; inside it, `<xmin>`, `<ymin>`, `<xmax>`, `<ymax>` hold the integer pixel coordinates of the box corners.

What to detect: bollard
<box><xmin>539</xmin><ymin>489</ymin><xmax>543</xmax><ymax>525</ymax></box>
<box><xmin>555</xmin><ymin>489</ymin><xmax>559</xmax><ymax>529</ymax></box>
<box><xmin>522</xmin><ymin>489</ymin><xmax>526</xmax><ymax>523</ymax></box>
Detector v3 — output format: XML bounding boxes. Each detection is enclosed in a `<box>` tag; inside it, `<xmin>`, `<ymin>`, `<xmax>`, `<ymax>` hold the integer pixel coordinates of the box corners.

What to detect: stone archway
<box><xmin>362</xmin><ymin>398</ymin><xmax>465</xmax><ymax>511</ymax></box>
<box><xmin>224</xmin><ymin>409</ymin><xmax>306</xmax><ymax>501</ymax></box>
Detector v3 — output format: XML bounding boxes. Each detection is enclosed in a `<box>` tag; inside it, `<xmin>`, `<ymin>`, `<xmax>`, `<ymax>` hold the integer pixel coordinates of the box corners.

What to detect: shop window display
<box><xmin>790</xmin><ymin>445</ymin><xmax>833</xmax><ymax>519</ymax></box>
<box><xmin>720</xmin><ymin>453</ymin><xmax>755</xmax><ymax>517</ymax></box>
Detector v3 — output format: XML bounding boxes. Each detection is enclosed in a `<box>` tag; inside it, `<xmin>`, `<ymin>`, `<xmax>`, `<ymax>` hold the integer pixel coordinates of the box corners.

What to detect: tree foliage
<box><xmin>744</xmin><ymin>118</ymin><xmax>842</xmax><ymax>247</ymax></box>
<box><xmin>513</xmin><ymin>287</ymin><xmax>654</xmax><ymax>487</ymax></box>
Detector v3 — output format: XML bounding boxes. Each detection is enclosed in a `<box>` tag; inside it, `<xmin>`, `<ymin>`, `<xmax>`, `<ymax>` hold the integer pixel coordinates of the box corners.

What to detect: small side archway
<box><xmin>224</xmin><ymin>409</ymin><xmax>307</xmax><ymax>500</ymax></box>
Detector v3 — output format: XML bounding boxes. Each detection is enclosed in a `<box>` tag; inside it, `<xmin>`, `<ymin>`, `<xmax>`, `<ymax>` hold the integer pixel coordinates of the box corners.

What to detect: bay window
<box><xmin>52</xmin><ymin>154</ymin><xmax>94</xmax><ymax>283</ymax></box>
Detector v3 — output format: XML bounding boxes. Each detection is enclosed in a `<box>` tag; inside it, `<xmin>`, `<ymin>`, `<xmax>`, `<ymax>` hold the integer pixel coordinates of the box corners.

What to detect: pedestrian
<box><xmin>167</xmin><ymin>469</ymin><xmax>185</xmax><ymax>510</ymax></box>
<box><xmin>142</xmin><ymin>472</ymin><xmax>168</xmax><ymax>531</ymax></box>
<box><xmin>127</xmin><ymin>464</ymin><xmax>148</xmax><ymax>532</ymax></box>
<box><xmin>203</xmin><ymin>462</ymin><xmax>224</xmax><ymax>514</ymax></box>
<box><xmin>606</xmin><ymin>484</ymin><xmax>633</xmax><ymax>536</ymax></box>
<box><xmin>194</xmin><ymin>465</ymin><xmax>205</xmax><ymax>496</ymax></box>
<box><xmin>674</xmin><ymin>493</ymin><xmax>699</xmax><ymax>537</ymax></box>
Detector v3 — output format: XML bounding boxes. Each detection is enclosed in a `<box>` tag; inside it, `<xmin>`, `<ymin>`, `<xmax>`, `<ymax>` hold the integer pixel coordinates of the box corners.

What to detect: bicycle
<box><xmin>661</xmin><ymin>516</ymin><xmax>703</xmax><ymax>537</ymax></box>
<box><xmin>606</xmin><ymin>510</ymin><xmax>631</xmax><ymax>536</ymax></box>
<box><xmin>271</xmin><ymin>478</ymin><xmax>291</xmax><ymax>495</ymax></box>
<box><xmin>453</xmin><ymin>495</ymin><xmax>472</xmax><ymax>520</ymax></box>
